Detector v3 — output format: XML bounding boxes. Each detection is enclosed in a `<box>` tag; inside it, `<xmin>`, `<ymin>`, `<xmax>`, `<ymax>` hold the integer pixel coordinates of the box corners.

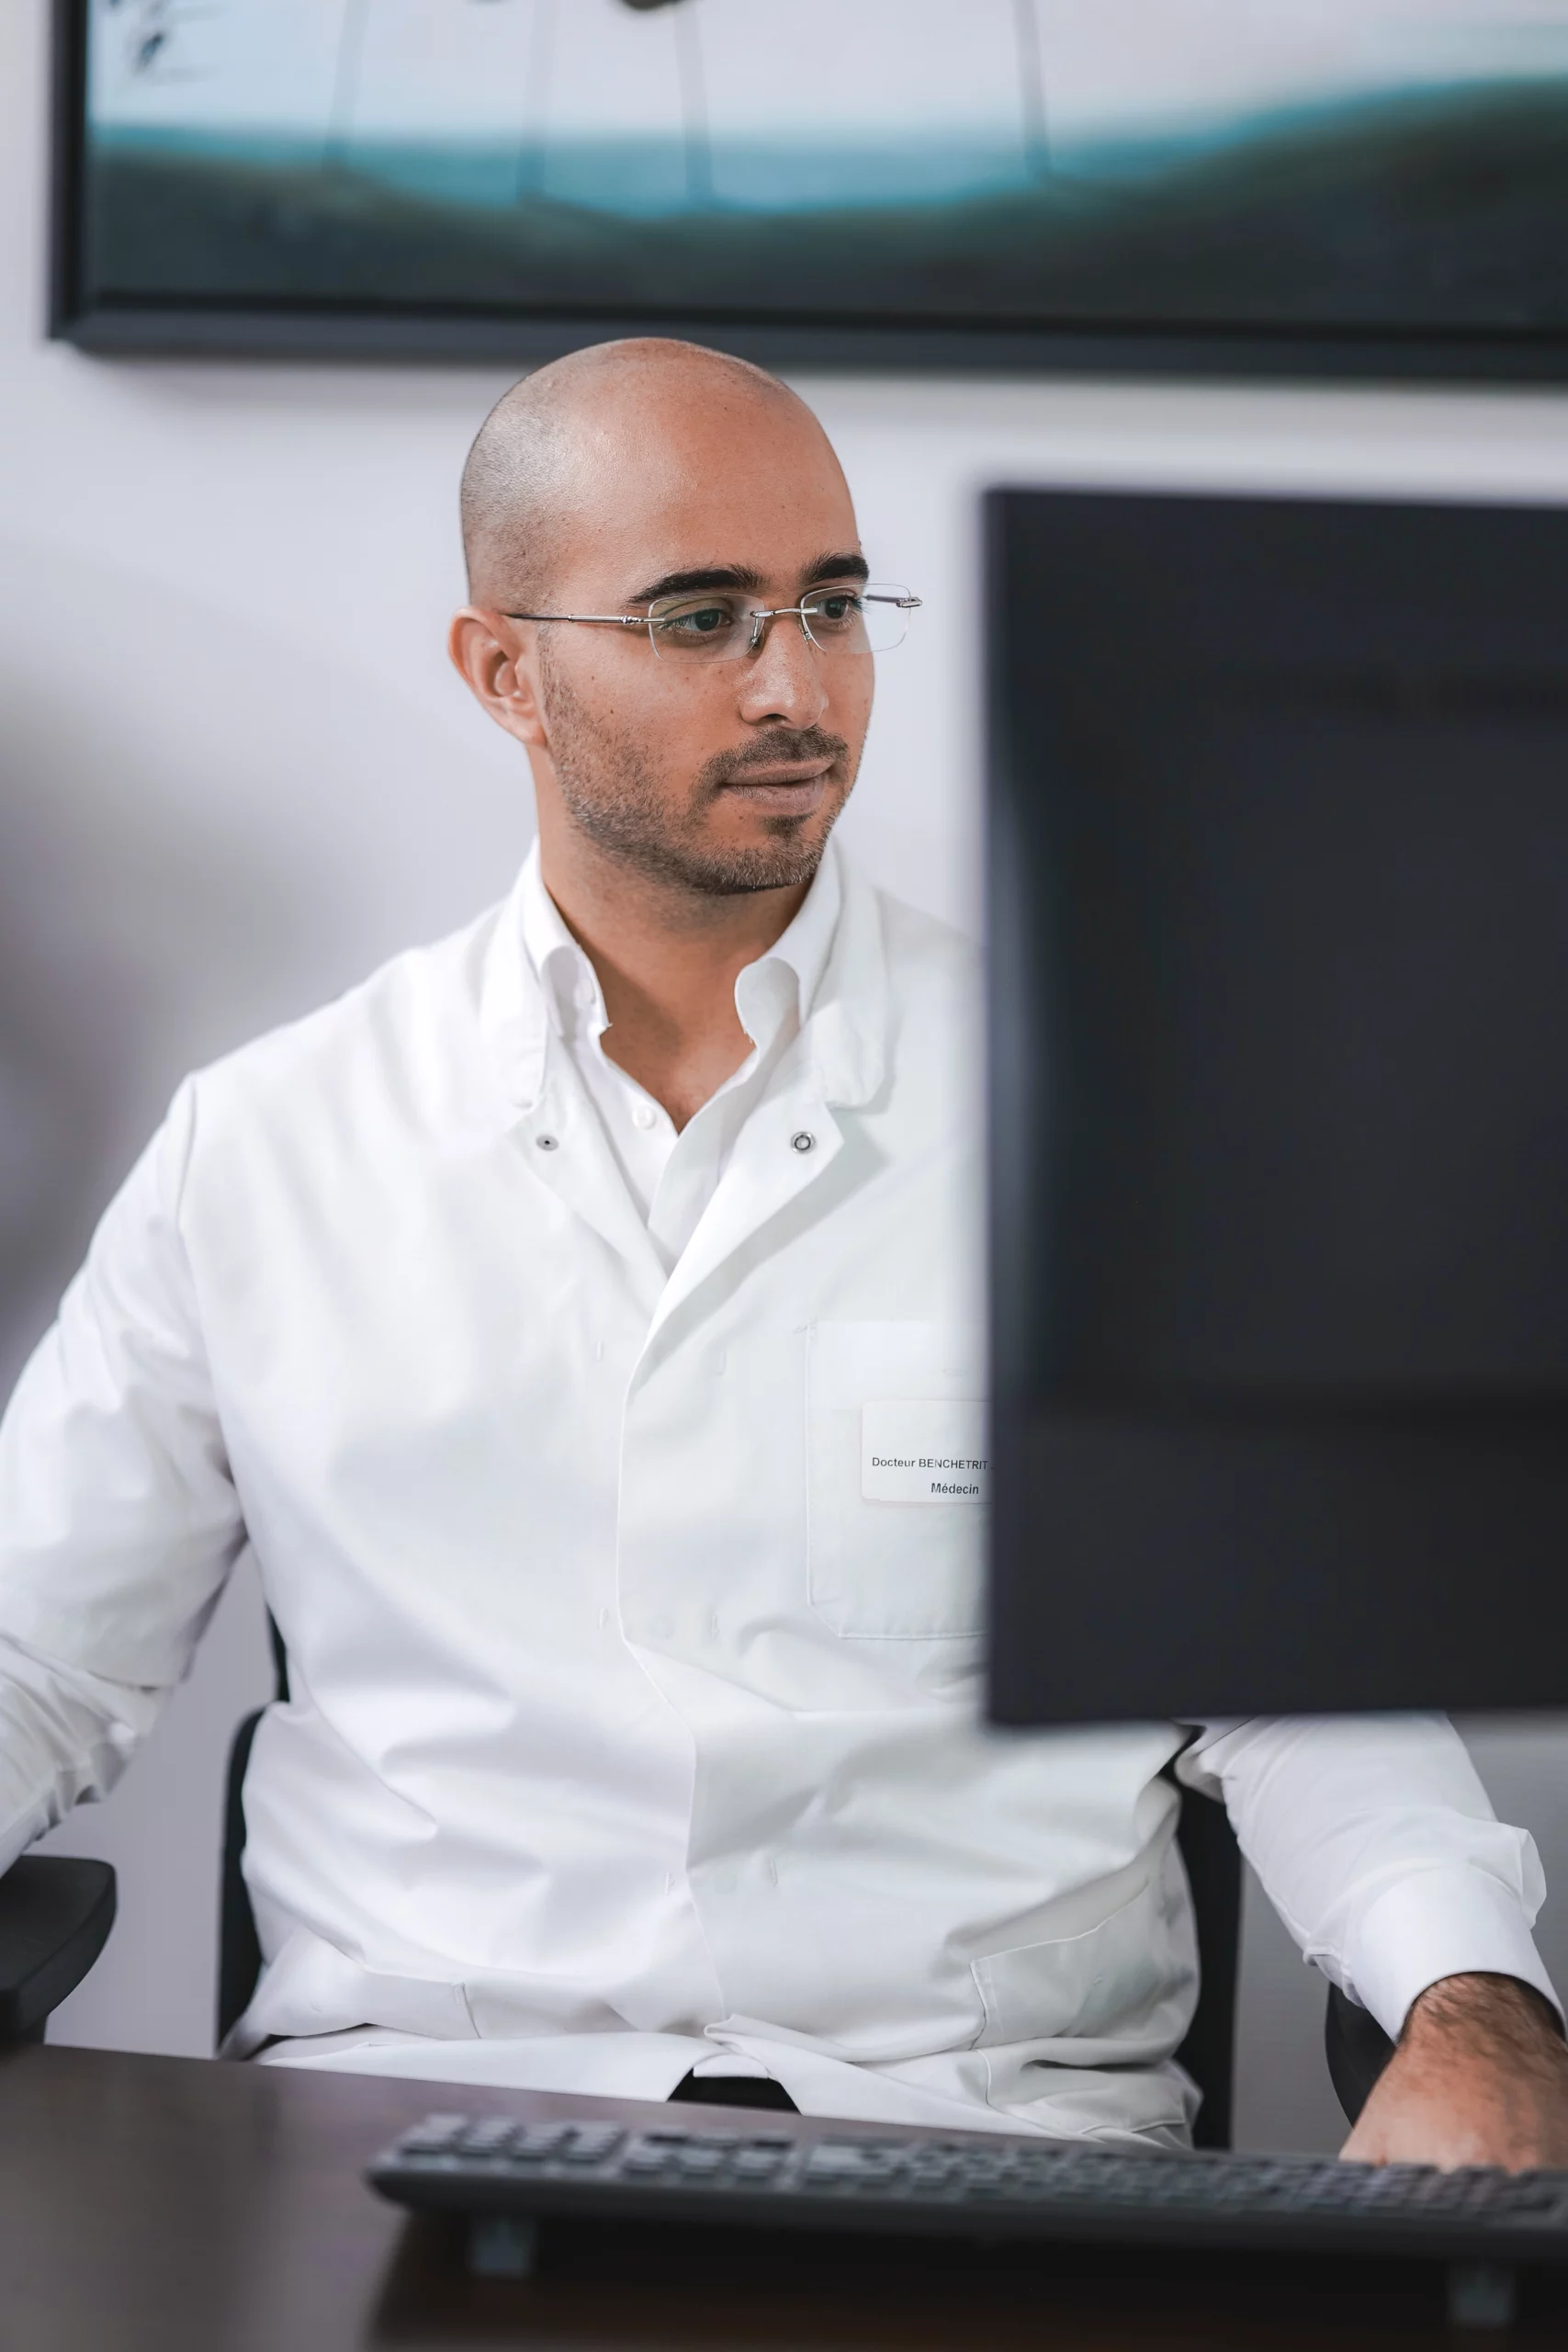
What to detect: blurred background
<box><xmin>7</xmin><ymin>0</ymin><xmax>1568</xmax><ymax>2150</ymax></box>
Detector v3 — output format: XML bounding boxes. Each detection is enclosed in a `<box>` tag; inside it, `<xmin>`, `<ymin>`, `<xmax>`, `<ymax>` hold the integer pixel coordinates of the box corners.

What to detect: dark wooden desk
<box><xmin>0</xmin><ymin>2042</ymin><xmax>1559</xmax><ymax>2349</ymax></box>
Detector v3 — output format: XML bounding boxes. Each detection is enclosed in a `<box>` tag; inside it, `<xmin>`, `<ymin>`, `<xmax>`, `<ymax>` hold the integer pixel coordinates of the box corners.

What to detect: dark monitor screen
<box><xmin>986</xmin><ymin>488</ymin><xmax>1568</xmax><ymax>1724</ymax></box>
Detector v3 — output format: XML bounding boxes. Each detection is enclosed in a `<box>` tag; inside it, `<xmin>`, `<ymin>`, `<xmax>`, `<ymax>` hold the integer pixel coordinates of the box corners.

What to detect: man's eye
<box><xmin>659</xmin><ymin>600</ymin><xmax>737</xmax><ymax>637</ymax></box>
<box><xmin>807</xmin><ymin>593</ymin><xmax>861</xmax><ymax>627</ymax></box>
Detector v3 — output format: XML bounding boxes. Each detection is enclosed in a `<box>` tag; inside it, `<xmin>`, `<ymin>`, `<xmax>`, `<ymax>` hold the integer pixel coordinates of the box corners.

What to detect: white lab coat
<box><xmin>0</xmin><ymin>842</ymin><xmax>1552</xmax><ymax>2141</ymax></box>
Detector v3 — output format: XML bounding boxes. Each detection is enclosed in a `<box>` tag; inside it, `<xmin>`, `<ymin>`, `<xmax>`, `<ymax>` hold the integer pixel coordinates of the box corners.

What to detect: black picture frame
<box><xmin>49</xmin><ymin>0</ymin><xmax>1568</xmax><ymax>381</ymax></box>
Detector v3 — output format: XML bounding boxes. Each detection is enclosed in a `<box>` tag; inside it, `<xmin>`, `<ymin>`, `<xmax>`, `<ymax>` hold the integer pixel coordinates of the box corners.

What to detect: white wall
<box><xmin>5</xmin><ymin>0</ymin><xmax>1567</xmax><ymax>2150</ymax></box>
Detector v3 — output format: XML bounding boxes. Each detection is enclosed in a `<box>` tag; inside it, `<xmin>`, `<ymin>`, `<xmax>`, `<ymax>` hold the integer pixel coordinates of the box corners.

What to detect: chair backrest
<box><xmin>1171</xmin><ymin>1782</ymin><xmax>1243</xmax><ymax>2149</ymax></box>
<box><xmin>217</xmin><ymin>1705</ymin><xmax>268</xmax><ymax>2047</ymax></box>
<box><xmin>216</xmin><ymin>1618</ymin><xmax>288</xmax><ymax>2049</ymax></box>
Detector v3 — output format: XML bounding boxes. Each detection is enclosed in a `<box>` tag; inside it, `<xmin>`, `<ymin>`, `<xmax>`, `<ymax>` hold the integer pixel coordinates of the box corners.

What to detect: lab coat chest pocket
<box><xmin>807</xmin><ymin>1320</ymin><xmax>987</xmax><ymax>1640</ymax></box>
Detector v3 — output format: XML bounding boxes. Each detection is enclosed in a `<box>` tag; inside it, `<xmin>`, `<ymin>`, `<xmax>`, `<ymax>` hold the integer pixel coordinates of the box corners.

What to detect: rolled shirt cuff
<box><xmin>1343</xmin><ymin>1866</ymin><xmax>1562</xmax><ymax>2042</ymax></box>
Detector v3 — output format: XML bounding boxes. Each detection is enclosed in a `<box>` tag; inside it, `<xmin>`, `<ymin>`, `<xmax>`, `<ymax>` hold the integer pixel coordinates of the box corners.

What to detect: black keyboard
<box><xmin>368</xmin><ymin>2106</ymin><xmax>1568</xmax><ymax>2274</ymax></box>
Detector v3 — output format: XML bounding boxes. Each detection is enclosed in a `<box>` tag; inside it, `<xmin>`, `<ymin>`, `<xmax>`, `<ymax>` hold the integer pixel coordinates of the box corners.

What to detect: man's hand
<box><xmin>1341</xmin><ymin>1973</ymin><xmax>1568</xmax><ymax>2171</ymax></box>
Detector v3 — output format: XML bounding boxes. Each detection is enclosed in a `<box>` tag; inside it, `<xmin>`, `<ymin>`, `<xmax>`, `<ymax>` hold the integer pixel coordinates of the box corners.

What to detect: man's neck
<box><xmin>537</xmin><ymin>827</ymin><xmax>812</xmax><ymax>1133</ymax></box>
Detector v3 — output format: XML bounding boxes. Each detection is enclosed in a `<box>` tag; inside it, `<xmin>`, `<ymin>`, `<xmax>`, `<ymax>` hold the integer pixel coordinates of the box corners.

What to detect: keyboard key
<box><xmin>456</xmin><ymin>2119</ymin><xmax>521</xmax><ymax>2156</ymax></box>
<box><xmin>396</xmin><ymin>2114</ymin><xmax>468</xmax><ymax>2156</ymax></box>
<box><xmin>805</xmin><ymin>2148</ymin><xmax>900</xmax><ymax>2180</ymax></box>
<box><xmin>493</xmin><ymin>2125</ymin><xmax>570</xmax><ymax>2165</ymax></box>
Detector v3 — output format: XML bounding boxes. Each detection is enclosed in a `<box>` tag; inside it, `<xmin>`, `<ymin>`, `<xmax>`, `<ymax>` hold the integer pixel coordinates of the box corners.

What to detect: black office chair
<box><xmin>4</xmin><ymin>1645</ymin><xmax>1395</xmax><ymax>2146</ymax></box>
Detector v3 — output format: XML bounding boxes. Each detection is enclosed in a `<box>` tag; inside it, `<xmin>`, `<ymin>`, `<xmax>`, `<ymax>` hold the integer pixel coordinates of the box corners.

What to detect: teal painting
<box><xmin>60</xmin><ymin>0</ymin><xmax>1568</xmax><ymax>367</ymax></box>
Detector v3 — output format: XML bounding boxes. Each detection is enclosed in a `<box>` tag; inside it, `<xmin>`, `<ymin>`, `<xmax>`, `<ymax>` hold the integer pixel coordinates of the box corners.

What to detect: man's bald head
<box><xmin>450</xmin><ymin>335</ymin><xmax>874</xmax><ymax>908</ymax></box>
<box><xmin>458</xmin><ymin>338</ymin><xmax>828</xmax><ymax>610</ymax></box>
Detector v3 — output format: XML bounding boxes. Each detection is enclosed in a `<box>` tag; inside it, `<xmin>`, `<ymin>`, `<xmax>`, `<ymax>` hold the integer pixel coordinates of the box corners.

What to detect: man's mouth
<box><xmin>718</xmin><ymin>757</ymin><xmax>835</xmax><ymax>804</ymax></box>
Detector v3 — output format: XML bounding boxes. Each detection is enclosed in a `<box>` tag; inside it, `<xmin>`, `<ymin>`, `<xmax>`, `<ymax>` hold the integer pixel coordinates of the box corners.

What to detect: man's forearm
<box><xmin>1343</xmin><ymin>1972</ymin><xmax>1568</xmax><ymax>2170</ymax></box>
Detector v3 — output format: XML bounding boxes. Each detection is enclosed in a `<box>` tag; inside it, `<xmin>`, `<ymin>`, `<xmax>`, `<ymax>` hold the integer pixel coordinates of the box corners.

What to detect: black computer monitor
<box><xmin>986</xmin><ymin>487</ymin><xmax>1568</xmax><ymax>1724</ymax></box>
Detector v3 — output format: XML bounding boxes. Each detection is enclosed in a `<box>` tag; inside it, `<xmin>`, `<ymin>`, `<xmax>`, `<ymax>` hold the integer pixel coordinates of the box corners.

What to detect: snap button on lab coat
<box><xmin>632</xmin><ymin>1103</ymin><xmax>656</xmax><ymax>1131</ymax></box>
<box><xmin>535</xmin><ymin>1134</ymin><xmax>559</xmax><ymax>1152</ymax></box>
<box><xmin>790</xmin><ymin>1131</ymin><xmax>815</xmax><ymax>1154</ymax></box>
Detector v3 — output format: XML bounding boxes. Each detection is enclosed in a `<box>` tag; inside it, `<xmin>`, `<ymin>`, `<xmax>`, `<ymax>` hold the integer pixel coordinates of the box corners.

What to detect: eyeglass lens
<box><xmin>645</xmin><ymin>585</ymin><xmax>915</xmax><ymax>662</ymax></box>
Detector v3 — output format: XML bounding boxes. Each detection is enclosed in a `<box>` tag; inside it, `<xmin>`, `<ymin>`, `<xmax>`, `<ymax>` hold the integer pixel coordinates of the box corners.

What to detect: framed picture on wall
<box><xmin>50</xmin><ymin>0</ymin><xmax>1568</xmax><ymax>376</ymax></box>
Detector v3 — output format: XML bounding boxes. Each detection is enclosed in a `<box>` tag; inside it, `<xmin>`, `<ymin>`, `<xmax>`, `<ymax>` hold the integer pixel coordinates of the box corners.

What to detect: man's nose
<box><xmin>736</xmin><ymin>615</ymin><xmax>829</xmax><ymax>729</ymax></box>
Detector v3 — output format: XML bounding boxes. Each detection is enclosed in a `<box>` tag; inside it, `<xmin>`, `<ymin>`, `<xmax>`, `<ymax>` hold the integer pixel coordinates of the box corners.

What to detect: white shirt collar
<box><xmin>516</xmin><ymin>838</ymin><xmax>843</xmax><ymax>1054</ymax></box>
<box><xmin>481</xmin><ymin>832</ymin><xmax>882</xmax><ymax>1116</ymax></box>
<box><xmin>518</xmin><ymin>854</ymin><xmax>604</xmax><ymax>1045</ymax></box>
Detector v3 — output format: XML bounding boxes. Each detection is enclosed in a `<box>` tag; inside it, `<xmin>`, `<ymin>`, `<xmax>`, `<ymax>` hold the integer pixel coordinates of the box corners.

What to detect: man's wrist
<box><xmin>1403</xmin><ymin>1972</ymin><xmax>1565</xmax><ymax>2061</ymax></box>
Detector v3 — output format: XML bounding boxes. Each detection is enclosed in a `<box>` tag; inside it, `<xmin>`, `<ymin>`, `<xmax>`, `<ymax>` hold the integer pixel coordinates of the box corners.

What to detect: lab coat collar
<box><xmin>478</xmin><ymin>835</ymin><xmax>885</xmax><ymax>1121</ymax></box>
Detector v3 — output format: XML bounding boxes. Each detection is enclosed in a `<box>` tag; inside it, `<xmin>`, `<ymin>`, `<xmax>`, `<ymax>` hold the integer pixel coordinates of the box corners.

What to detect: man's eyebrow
<box><xmin>623</xmin><ymin>551</ymin><xmax>870</xmax><ymax>606</ymax></box>
<box><xmin>626</xmin><ymin>562</ymin><xmax>767</xmax><ymax>605</ymax></box>
<box><xmin>802</xmin><ymin>550</ymin><xmax>870</xmax><ymax>586</ymax></box>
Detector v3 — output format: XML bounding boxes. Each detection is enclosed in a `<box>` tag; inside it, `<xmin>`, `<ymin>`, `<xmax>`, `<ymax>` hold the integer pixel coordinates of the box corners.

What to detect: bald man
<box><xmin>1</xmin><ymin>341</ymin><xmax>1565</xmax><ymax>2166</ymax></box>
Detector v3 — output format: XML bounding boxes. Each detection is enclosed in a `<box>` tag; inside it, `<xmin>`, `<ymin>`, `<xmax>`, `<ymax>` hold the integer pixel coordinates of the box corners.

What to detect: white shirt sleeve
<box><xmin>1179</xmin><ymin>1714</ymin><xmax>1561</xmax><ymax>2041</ymax></box>
<box><xmin>0</xmin><ymin>1081</ymin><xmax>244</xmax><ymax>1875</ymax></box>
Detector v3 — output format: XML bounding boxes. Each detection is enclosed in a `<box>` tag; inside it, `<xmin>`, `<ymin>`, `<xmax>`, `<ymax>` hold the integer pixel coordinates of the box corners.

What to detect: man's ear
<box><xmin>448</xmin><ymin>606</ymin><xmax>547</xmax><ymax>748</ymax></box>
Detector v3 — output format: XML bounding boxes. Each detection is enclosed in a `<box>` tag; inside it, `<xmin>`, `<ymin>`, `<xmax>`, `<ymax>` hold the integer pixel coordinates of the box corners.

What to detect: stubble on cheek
<box><xmin>538</xmin><ymin>645</ymin><xmax>859</xmax><ymax>897</ymax></box>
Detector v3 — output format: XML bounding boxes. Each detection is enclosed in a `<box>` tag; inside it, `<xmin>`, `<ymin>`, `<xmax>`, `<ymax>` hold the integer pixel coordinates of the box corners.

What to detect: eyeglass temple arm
<box><xmin>745</xmin><ymin>589</ymin><xmax>924</xmax><ymax>647</ymax></box>
<box><xmin>502</xmin><ymin>612</ymin><xmax>645</xmax><ymax>627</ymax></box>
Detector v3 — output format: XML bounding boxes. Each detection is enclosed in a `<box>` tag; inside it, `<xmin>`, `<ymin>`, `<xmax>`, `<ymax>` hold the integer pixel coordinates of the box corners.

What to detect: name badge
<box><xmin>862</xmin><ymin>1401</ymin><xmax>989</xmax><ymax>1504</ymax></box>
